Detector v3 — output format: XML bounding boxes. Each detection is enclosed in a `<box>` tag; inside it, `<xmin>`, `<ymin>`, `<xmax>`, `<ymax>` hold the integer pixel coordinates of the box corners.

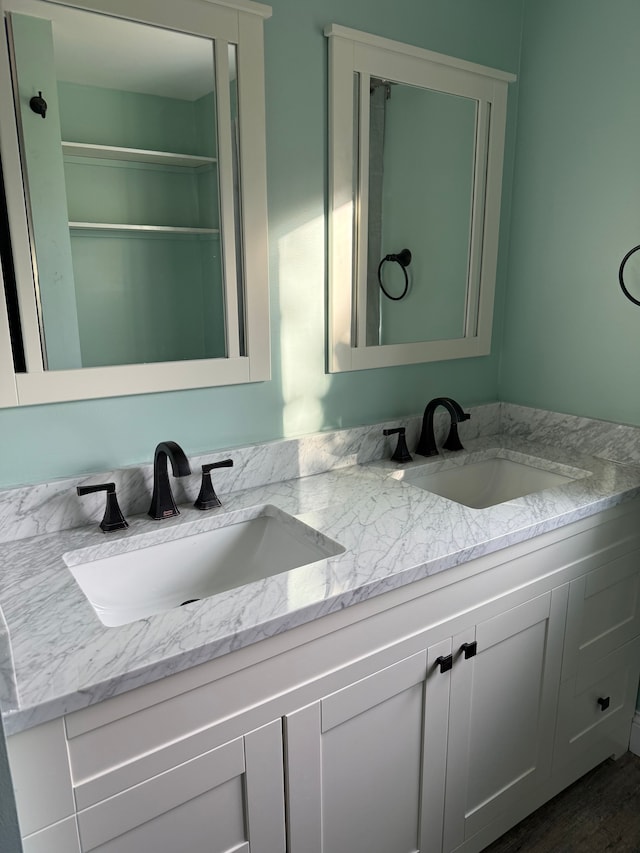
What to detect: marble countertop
<box><xmin>2</xmin><ymin>434</ymin><xmax>640</xmax><ymax>734</ymax></box>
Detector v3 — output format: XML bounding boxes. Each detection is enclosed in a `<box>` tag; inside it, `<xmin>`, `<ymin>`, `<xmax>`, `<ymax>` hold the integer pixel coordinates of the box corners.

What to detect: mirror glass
<box><xmin>8</xmin><ymin>0</ymin><xmax>233</xmax><ymax>371</ymax></box>
<box><xmin>365</xmin><ymin>78</ymin><xmax>476</xmax><ymax>346</ymax></box>
<box><xmin>326</xmin><ymin>25</ymin><xmax>515</xmax><ymax>373</ymax></box>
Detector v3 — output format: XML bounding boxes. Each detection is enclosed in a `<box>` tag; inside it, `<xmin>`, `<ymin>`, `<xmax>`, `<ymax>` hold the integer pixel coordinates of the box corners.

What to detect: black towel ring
<box><xmin>618</xmin><ymin>244</ymin><xmax>640</xmax><ymax>307</ymax></box>
<box><xmin>378</xmin><ymin>248</ymin><xmax>412</xmax><ymax>301</ymax></box>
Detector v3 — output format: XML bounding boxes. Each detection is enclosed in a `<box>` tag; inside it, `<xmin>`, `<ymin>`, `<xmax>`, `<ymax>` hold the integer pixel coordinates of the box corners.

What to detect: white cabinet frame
<box><xmin>0</xmin><ymin>0</ymin><xmax>271</xmax><ymax>405</ymax></box>
<box><xmin>325</xmin><ymin>25</ymin><xmax>516</xmax><ymax>372</ymax></box>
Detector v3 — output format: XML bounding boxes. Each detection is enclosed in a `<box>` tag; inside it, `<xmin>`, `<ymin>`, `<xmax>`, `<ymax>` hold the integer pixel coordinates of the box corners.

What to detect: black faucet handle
<box><xmin>201</xmin><ymin>459</ymin><xmax>234</xmax><ymax>475</ymax></box>
<box><xmin>383</xmin><ymin>428</ymin><xmax>413</xmax><ymax>464</ymax></box>
<box><xmin>195</xmin><ymin>459</ymin><xmax>234</xmax><ymax>510</ymax></box>
<box><xmin>77</xmin><ymin>483</ymin><xmax>129</xmax><ymax>533</ymax></box>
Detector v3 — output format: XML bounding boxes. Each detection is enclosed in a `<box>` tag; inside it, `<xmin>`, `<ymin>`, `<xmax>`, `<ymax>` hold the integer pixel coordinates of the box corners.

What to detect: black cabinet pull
<box><xmin>436</xmin><ymin>654</ymin><xmax>453</xmax><ymax>674</ymax></box>
<box><xmin>597</xmin><ymin>696</ymin><xmax>610</xmax><ymax>712</ymax></box>
<box><xmin>460</xmin><ymin>641</ymin><xmax>477</xmax><ymax>660</ymax></box>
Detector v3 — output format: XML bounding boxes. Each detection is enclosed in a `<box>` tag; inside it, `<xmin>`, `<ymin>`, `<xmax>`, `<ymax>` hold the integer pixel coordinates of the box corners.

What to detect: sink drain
<box><xmin>180</xmin><ymin>598</ymin><xmax>200</xmax><ymax>606</ymax></box>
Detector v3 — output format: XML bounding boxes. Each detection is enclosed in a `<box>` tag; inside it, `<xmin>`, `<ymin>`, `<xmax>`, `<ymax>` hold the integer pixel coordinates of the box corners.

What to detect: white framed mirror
<box><xmin>0</xmin><ymin>0</ymin><xmax>271</xmax><ymax>406</ymax></box>
<box><xmin>325</xmin><ymin>25</ymin><xmax>516</xmax><ymax>373</ymax></box>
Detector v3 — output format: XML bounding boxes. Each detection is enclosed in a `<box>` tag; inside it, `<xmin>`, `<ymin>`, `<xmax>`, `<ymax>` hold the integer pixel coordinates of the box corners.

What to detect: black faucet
<box><xmin>416</xmin><ymin>397</ymin><xmax>470</xmax><ymax>457</ymax></box>
<box><xmin>148</xmin><ymin>441</ymin><xmax>191</xmax><ymax>519</ymax></box>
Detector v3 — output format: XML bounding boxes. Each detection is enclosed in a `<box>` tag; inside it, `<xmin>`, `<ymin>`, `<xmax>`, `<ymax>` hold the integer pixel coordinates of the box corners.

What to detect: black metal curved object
<box><xmin>436</xmin><ymin>654</ymin><xmax>453</xmax><ymax>674</ymax></box>
<box><xmin>378</xmin><ymin>248</ymin><xmax>412</xmax><ymax>300</ymax></box>
<box><xmin>416</xmin><ymin>397</ymin><xmax>470</xmax><ymax>457</ymax></box>
<box><xmin>148</xmin><ymin>441</ymin><xmax>191</xmax><ymax>520</ymax></box>
<box><xmin>460</xmin><ymin>641</ymin><xmax>477</xmax><ymax>660</ymax></box>
<box><xmin>619</xmin><ymin>244</ymin><xmax>640</xmax><ymax>306</ymax></box>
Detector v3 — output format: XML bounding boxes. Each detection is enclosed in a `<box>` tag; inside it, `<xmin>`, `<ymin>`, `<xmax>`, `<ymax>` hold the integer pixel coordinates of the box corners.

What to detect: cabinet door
<box><xmin>76</xmin><ymin>720</ymin><xmax>285</xmax><ymax>853</ymax></box>
<box><xmin>443</xmin><ymin>588</ymin><xmax>567</xmax><ymax>852</ymax></box>
<box><xmin>285</xmin><ymin>641</ymin><xmax>452</xmax><ymax>853</ymax></box>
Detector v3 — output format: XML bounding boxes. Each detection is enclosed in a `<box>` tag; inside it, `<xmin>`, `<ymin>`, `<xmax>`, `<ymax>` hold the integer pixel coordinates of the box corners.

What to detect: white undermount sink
<box><xmin>392</xmin><ymin>450</ymin><xmax>589</xmax><ymax>509</ymax></box>
<box><xmin>64</xmin><ymin>505</ymin><xmax>345</xmax><ymax>627</ymax></box>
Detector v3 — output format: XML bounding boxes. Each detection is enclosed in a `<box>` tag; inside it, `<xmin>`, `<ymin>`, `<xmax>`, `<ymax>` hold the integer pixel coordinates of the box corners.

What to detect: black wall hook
<box><xmin>388</xmin><ymin>248</ymin><xmax>412</xmax><ymax>268</ymax></box>
<box><xmin>29</xmin><ymin>91</ymin><xmax>47</xmax><ymax>118</ymax></box>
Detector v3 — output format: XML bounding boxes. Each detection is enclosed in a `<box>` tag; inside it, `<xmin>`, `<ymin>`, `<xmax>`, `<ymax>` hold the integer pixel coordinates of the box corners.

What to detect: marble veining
<box><xmin>0</xmin><ymin>402</ymin><xmax>500</xmax><ymax>545</ymax></box>
<box><xmin>501</xmin><ymin>404</ymin><xmax>640</xmax><ymax>465</ymax></box>
<box><xmin>2</xmin><ymin>404</ymin><xmax>640</xmax><ymax>734</ymax></box>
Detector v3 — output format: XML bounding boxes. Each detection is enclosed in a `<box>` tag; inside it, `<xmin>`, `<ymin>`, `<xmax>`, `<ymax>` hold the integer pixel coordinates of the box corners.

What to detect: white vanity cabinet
<box><xmin>285</xmin><ymin>587</ymin><xmax>567</xmax><ymax>853</ymax></box>
<box><xmin>6</xmin><ymin>501</ymin><xmax>640</xmax><ymax>853</ymax></box>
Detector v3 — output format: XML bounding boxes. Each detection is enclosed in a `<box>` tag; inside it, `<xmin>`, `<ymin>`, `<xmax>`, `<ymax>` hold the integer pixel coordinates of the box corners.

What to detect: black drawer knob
<box><xmin>597</xmin><ymin>696</ymin><xmax>610</xmax><ymax>712</ymax></box>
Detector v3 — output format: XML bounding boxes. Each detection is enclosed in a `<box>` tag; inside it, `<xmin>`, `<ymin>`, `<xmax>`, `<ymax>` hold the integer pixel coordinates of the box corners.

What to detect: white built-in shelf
<box><xmin>62</xmin><ymin>141</ymin><xmax>217</xmax><ymax>169</ymax></box>
<box><xmin>69</xmin><ymin>222</ymin><xmax>219</xmax><ymax>235</ymax></box>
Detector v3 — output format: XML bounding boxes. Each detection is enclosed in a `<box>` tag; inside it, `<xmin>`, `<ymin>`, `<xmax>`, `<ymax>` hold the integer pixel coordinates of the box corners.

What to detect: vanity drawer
<box><xmin>65</xmin><ymin>661</ymin><xmax>280</xmax><ymax>792</ymax></box>
<box><xmin>561</xmin><ymin>547</ymin><xmax>640</xmax><ymax>681</ymax></box>
<box><xmin>71</xmin><ymin>698</ymin><xmax>282</xmax><ymax>811</ymax></box>
<box><xmin>554</xmin><ymin>636</ymin><xmax>640</xmax><ymax>770</ymax></box>
<box><xmin>77</xmin><ymin>738</ymin><xmax>245</xmax><ymax>852</ymax></box>
<box><xmin>75</xmin><ymin>720</ymin><xmax>285</xmax><ymax>853</ymax></box>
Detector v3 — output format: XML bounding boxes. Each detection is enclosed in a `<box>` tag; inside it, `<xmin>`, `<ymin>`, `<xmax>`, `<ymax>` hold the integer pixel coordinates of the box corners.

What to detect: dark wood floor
<box><xmin>483</xmin><ymin>752</ymin><xmax>640</xmax><ymax>852</ymax></box>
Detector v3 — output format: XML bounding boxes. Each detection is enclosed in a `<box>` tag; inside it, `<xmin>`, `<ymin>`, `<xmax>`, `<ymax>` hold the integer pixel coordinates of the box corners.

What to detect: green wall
<box><xmin>58</xmin><ymin>82</ymin><xmax>225</xmax><ymax>367</ymax></box>
<box><xmin>380</xmin><ymin>87</ymin><xmax>475</xmax><ymax>344</ymax></box>
<box><xmin>57</xmin><ymin>81</ymin><xmax>215</xmax><ymax>155</ymax></box>
<box><xmin>497</xmin><ymin>0</ymin><xmax>640</xmax><ymax>715</ymax></box>
<box><xmin>0</xmin><ymin>0</ymin><xmax>522</xmax><ymax>487</ymax></box>
<box><xmin>500</xmin><ymin>0</ymin><xmax>640</xmax><ymax>424</ymax></box>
